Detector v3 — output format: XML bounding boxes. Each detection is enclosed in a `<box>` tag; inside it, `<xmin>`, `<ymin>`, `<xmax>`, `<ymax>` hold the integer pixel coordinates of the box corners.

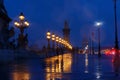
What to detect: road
<box><xmin>0</xmin><ymin>53</ymin><xmax>120</xmax><ymax>80</ymax></box>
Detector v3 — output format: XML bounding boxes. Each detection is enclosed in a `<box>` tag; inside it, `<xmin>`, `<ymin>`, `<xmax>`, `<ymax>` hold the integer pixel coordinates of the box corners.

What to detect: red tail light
<box><xmin>111</xmin><ymin>49</ymin><xmax>115</xmax><ymax>55</ymax></box>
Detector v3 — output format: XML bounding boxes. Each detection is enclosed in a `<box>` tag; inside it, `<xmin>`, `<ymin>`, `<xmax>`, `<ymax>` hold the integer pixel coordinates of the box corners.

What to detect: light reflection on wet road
<box><xmin>0</xmin><ymin>53</ymin><xmax>120</xmax><ymax>80</ymax></box>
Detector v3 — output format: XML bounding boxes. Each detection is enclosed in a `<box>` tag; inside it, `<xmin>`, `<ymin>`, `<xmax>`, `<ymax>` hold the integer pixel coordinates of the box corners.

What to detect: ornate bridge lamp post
<box><xmin>51</xmin><ymin>33</ymin><xmax>55</xmax><ymax>51</ymax></box>
<box><xmin>58</xmin><ymin>38</ymin><xmax>62</xmax><ymax>47</ymax></box>
<box><xmin>63</xmin><ymin>40</ymin><xmax>66</xmax><ymax>48</ymax></box>
<box><xmin>14</xmin><ymin>12</ymin><xmax>29</xmax><ymax>48</ymax></box>
<box><xmin>55</xmin><ymin>36</ymin><xmax>59</xmax><ymax>55</ymax></box>
<box><xmin>55</xmin><ymin>36</ymin><xmax>59</xmax><ymax>48</ymax></box>
<box><xmin>61</xmin><ymin>39</ymin><xmax>64</xmax><ymax>48</ymax></box>
<box><xmin>58</xmin><ymin>37</ymin><xmax>62</xmax><ymax>53</ymax></box>
<box><xmin>46</xmin><ymin>31</ymin><xmax>51</xmax><ymax>50</ymax></box>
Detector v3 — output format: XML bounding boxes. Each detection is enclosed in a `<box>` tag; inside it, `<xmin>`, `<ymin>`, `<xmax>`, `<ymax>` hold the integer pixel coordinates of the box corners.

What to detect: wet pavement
<box><xmin>0</xmin><ymin>53</ymin><xmax>120</xmax><ymax>80</ymax></box>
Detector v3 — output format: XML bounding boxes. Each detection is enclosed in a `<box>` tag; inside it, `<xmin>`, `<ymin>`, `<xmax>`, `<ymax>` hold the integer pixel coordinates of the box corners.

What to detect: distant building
<box><xmin>0</xmin><ymin>1</ymin><xmax>11</xmax><ymax>48</ymax></box>
<box><xmin>62</xmin><ymin>20</ymin><xmax>70</xmax><ymax>43</ymax></box>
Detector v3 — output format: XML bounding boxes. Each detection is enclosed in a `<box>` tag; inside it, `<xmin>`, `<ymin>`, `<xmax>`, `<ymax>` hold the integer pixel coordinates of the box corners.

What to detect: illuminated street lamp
<box><xmin>55</xmin><ymin>36</ymin><xmax>59</xmax><ymax>54</ymax></box>
<box><xmin>58</xmin><ymin>38</ymin><xmax>62</xmax><ymax>44</ymax></box>
<box><xmin>61</xmin><ymin>39</ymin><xmax>64</xmax><ymax>44</ymax></box>
<box><xmin>14</xmin><ymin>12</ymin><xmax>29</xmax><ymax>34</ymax></box>
<box><xmin>14</xmin><ymin>12</ymin><xmax>29</xmax><ymax>48</ymax></box>
<box><xmin>46</xmin><ymin>31</ymin><xmax>51</xmax><ymax>49</ymax></box>
<box><xmin>95</xmin><ymin>21</ymin><xmax>103</xmax><ymax>57</ymax></box>
<box><xmin>55</xmin><ymin>36</ymin><xmax>59</xmax><ymax>48</ymax></box>
<box><xmin>51</xmin><ymin>33</ymin><xmax>55</xmax><ymax>50</ymax></box>
<box><xmin>63</xmin><ymin>40</ymin><xmax>66</xmax><ymax>47</ymax></box>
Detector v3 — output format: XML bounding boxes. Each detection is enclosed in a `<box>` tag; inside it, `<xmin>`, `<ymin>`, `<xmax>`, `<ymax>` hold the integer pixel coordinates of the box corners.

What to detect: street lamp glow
<box><xmin>14</xmin><ymin>12</ymin><xmax>29</xmax><ymax>29</ymax></box>
<box><xmin>59</xmin><ymin>38</ymin><xmax>62</xmax><ymax>43</ymax></box>
<box><xmin>24</xmin><ymin>21</ymin><xmax>29</xmax><ymax>27</ymax></box>
<box><xmin>61</xmin><ymin>39</ymin><xmax>64</xmax><ymax>44</ymax></box>
<box><xmin>47</xmin><ymin>36</ymin><xmax>51</xmax><ymax>39</ymax></box>
<box><xmin>56</xmin><ymin>36</ymin><xmax>59</xmax><ymax>42</ymax></box>
<box><xmin>46</xmin><ymin>31</ymin><xmax>51</xmax><ymax>39</ymax></box>
<box><xmin>14</xmin><ymin>21</ymin><xmax>20</xmax><ymax>27</ymax></box>
<box><xmin>95</xmin><ymin>22</ymin><xmax>103</xmax><ymax>27</ymax></box>
<box><xmin>19</xmin><ymin>12</ymin><xmax>25</xmax><ymax>20</ymax></box>
<box><xmin>52</xmin><ymin>33</ymin><xmax>55</xmax><ymax>41</ymax></box>
<box><xmin>47</xmin><ymin>31</ymin><xmax>51</xmax><ymax>36</ymax></box>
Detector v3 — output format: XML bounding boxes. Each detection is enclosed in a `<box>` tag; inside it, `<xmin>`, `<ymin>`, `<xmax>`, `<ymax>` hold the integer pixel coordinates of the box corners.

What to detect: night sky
<box><xmin>4</xmin><ymin>0</ymin><xmax>120</xmax><ymax>48</ymax></box>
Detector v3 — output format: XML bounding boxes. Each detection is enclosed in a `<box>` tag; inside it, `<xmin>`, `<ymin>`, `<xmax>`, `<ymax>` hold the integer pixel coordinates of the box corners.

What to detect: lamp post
<box><xmin>113</xmin><ymin>0</ymin><xmax>120</xmax><ymax>76</ymax></box>
<box><xmin>46</xmin><ymin>31</ymin><xmax>51</xmax><ymax>50</ymax></box>
<box><xmin>55</xmin><ymin>36</ymin><xmax>59</xmax><ymax>55</ymax></box>
<box><xmin>55</xmin><ymin>36</ymin><xmax>59</xmax><ymax>48</ymax></box>
<box><xmin>51</xmin><ymin>33</ymin><xmax>55</xmax><ymax>51</ymax></box>
<box><xmin>113</xmin><ymin>0</ymin><xmax>119</xmax><ymax>58</ymax></box>
<box><xmin>61</xmin><ymin>39</ymin><xmax>64</xmax><ymax>48</ymax></box>
<box><xmin>95</xmin><ymin>22</ymin><xmax>102</xmax><ymax>58</ymax></box>
<box><xmin>91</xmin><ymin>32</ymin><xmax>95</xmax><ymax>55</ymax></box>
<box><xmin>14</xmin><ymin>12</ymin><xmax>29</xmax><ymax>48</ymax></box>
<box><xmin>58</xmin><ymin>37</ymin><xmax>62</xmax><ymax>47</ymax></box>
